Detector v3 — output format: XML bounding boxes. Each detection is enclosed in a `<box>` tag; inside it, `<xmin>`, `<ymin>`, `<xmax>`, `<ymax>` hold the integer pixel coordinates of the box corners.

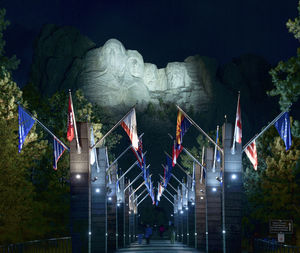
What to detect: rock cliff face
<box><xmin>30</xmin><ymin>25</ymin><xmax>275</xmax><ymax>134</ymax></box>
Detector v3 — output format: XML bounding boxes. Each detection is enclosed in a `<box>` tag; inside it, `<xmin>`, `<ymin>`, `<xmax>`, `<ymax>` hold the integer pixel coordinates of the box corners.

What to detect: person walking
<box><xmin>145</xmin><ymin>224</ymin><xmax>152</xmax><ymax>244</ymax></box>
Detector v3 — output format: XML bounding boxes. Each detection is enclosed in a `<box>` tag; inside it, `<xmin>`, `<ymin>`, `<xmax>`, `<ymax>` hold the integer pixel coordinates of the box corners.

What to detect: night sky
<box><xmin>2</xmin><ymin>0</ymin><xmax>299</xmax><ymax>87</ymax></box>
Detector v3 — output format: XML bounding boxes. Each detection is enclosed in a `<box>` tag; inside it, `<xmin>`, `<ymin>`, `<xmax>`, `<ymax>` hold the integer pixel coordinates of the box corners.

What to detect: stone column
<box><xmin>70</xmin><ymin>122</ymin><xmax>90</xmax><ymax>253</ymax></box>
<box><xmin>177</xmin><ymin>188</ymin><xmax>183</xmax><ymax>242</ymax></box>
<box><xmin>182</xmin><ymin>183</ymin><xmax>188</xmax><ymax>244</ymax></box>
<box><xmin>173</xmin><ymin>195</ymin><xmax>178</xmax><ymax>241</ymax></box>
<box><xmin>124</xmin><ymin>181</ymin><xmax>130</xmax><ymax>246</ymax></box>
<box><xmin>222</xmin><ymin>123</ymin><xmax>242</xmax><ymax>253</ymax></box>
<box><xmin>206</xmin><ymin>147</ymin><xmax>222</xmax><ymax>252</ymax></box>
<box><xmin>188</xmin><ymin>175</ymin><xmax>195</xmax><ymax>248</ymax></box>
<box><xmin>195</xmin><ymin>163</ymin><xmax>206</xmax><ymax>250</ymax></box>
<box><xmin>116</xmin><ymin>176</ymin><xmax>125</xmax><ymax>248</ymax></box>
<box><xmin>107</xmin><ymin>164</ymin><xmax>117</xmax><ymax>252</ymax></box>
<box><xmin>92</xmin><ymin>146</ymin><xmax>108</xmax><ymax>253</ymax></box>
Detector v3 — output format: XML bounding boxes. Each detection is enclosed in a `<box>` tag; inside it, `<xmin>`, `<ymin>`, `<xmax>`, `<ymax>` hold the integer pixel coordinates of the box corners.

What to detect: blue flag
<box><xmin>165</xmin><ymin>156</ymin><xmax>173</xmax><ymax>187</ymax></box>
<box><xmin>53</xmin><ymin>137</ymin><xmax>66</xmax><ymax>170</ymax></box>
<box><xmin>18</xmin><ymin>105</ymin><xmax>36</xmax><ymax>153</ymax></box>
<box><xmin>274</xmin><ymin>112</ymin><xmax>292</xmax><ymax>150</ymax></box>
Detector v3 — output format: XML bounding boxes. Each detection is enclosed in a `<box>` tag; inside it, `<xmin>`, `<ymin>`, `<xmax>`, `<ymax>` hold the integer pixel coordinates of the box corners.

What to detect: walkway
<box><xmin>116</xmin><ymin>240</ymin><xmax>203</xmax><ymax>253</ymax></box>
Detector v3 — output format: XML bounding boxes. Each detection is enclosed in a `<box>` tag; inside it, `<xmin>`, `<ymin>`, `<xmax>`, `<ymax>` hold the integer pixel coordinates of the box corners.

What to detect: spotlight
<box><xmin>231</xmin><ymin>174</ymin><xmax>237</xmax><ymax>180</ymax></box>
<box><xmin>117</xmin><ymin>203</ymin><xmax>120</xmax><ymax>207</ymax></box>
<box><xmin>76</xmin><ymin>174</ymin><xmax>81</xmax><ymax>179</ymax></box>
<box><xmin>108</xmin><ymin>197</ymin><xmax>112</xmax><ymax>201</ymax></box>
<box><xmin>185</xmin><ymin>207</ymin><xmax>188</xmax><ymax>210</ymax></box>
<box><xmin>95</xmin><ymin>188</ymin><xmax>100</xmax><ymax>193</ymax></box>
<box><xmin>92</xmin><ymin>176</ymin><xmax>98</xmax><ymax>182</ymax></box>
<box><xmin>212</xmin><ymin>187</ymin><xmax>217</xmax><ymax>192</ymax></box>
<box><xmin>88</xmin><ymin>231</ymin><xmax>91</xmax><ymax>235</ymax></box>
<box><xmin>171</xmin><ymin>214</ymin><xmax>173</xmax><ymax>217</ymax></box>
<box><xmin>222</xmin><ymin>230</ymin><xmax>226</xmax><ymax>234</ymax></box>
<box><xmin>191</xmin><ymin>202</ymin><xmax>195</xmax><ymax>205</ymax></box>
<box><xmin>180</xmin><ymin>210</ymin><xmax>184</xmax><ymax>214</ymax></box>
<box><xmin>200</xmin><ymin>197</ymin><xmax>204</xmax><ymax>200</ymax></box>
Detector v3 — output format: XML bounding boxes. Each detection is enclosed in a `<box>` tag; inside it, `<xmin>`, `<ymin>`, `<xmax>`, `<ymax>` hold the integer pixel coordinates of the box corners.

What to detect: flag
<box><xmin>18</xmin><ymin>105</ymin><xmax>36</xmax><ymax>153</ymax></box>
<box><xmin>121</xmin><ymin>108</ymin><xmax>139</xmax><ymax>150</ymax></box>
<box><xmin>212</xmin><ymin>125</ymin><xmax>220</xmax><ymax>172</ymax></box>
<box><xmin>165</xmin><ymin>155</ymin><xmax>173</xmax><ymax>187</ymax></box>
<box><xmin>67</xmin><ymin>94</ymin><xmax>75</xmax><ymax>142</ymax></box>
<box><xmin>132</xmin><ymin>137</ymin><xmax>144</xmax><ymax>167</ymax></box>
<box><xmin>90</xmin><ymin>126</ymin><xmax>99</xmax><ymax>172</ymax></box>
<box><xmin>233</xmin><ymin>93</ymin><xmax>242</xmax><ymax>144</ymax></box>
<box><xmin>245</xmin><ymin>140</ymin><xmax>258</xmax><ymax>170</ymax></box>
<box><xmin>274</xmin><ymin>112</ymin><xmax>292</xmax><ymax>150</ymax></box>
<box><xmin>172</xmin><ymin>111</ymin><xmax>191</xmax><ymax>165</ymax></box>
<box><xmin>53</xmin><ymin>137</ymin><xmax>66</xmax><ymax>170</ymax></box>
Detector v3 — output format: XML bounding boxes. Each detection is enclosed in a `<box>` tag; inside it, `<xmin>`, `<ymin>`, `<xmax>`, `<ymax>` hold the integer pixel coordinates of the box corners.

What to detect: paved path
<box><xmin>115</xmin><ymin>240</ymin><xmax>203</xmax><ymax>253</ymax></box>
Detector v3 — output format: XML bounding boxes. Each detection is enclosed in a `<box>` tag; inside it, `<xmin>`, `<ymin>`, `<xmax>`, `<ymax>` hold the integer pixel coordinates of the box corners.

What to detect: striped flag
<box><xmin>234</xmin><ymin>93</ymin><xmax>242</xmax><ymax>144</ymax></box>
<box><xmin>245</xmin><ymin>140</ymin><xmax>258</xmax><ymax>170</ymax></box>
<box><xmin>67</xmin><ymin>94</ymin><xmax>75</xmax><ymax>142</ymax></box>
<box><xmin>121</xmin><ymin>108</ymin><xmax>139</xmax><ymax>151</ymax></box>
<box><xmin>53</xmin><ymin>137</ymin><xmax>66</xmax><ymax>170</ymax></box>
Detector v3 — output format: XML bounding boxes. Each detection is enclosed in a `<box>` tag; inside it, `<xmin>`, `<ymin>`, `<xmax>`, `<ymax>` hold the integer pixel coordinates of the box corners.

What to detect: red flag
<box><xmin>67</xmin><ymin>95</ymin><xmax>74</xmax><ymax>142</ymax></box>
<box><xmin>121</xmin><ymin>108</ymin><xmax>139</xmax><ymax>150</ymax></box>
<box><xmin>245</xmin><ymin>140</ymin><xmax>257</xmax><ymax>170</ymax></box>
<box><xmin>234</xmin><ymin>94</ymin><xmax>242</xmax><ymax>143</ymax></box>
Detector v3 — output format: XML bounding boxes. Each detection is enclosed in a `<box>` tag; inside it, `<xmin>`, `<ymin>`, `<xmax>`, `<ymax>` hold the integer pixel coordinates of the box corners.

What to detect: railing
<box><xmin>254</xmin><ymin>238</ymin><xmax>300</xmax><ymax>253</ymax></box>
<box><xmin>0</xmin><ymin>237</ymin><xmax>71</xmax><ymax>253</ymax></box>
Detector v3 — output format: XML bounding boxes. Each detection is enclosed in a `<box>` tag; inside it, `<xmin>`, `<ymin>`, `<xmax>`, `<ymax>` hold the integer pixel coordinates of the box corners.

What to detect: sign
<box><xmin>269</xmin><ymin>220</ymin><xmax>293</xmax><ymax>234</ymax></box>
<box><xmin>278</xmin><ymin>233</ymin><xmax>285</xmax><ymax>243</ymax></box>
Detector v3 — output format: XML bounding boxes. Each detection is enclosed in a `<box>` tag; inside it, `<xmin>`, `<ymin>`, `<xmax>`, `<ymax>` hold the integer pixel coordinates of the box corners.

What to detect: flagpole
<box><xmin>242</xmin><ymin>110</ymin><xmax>288</xmax><ymax>152</ymax></box>
<box><xmin>200</xmin><ymin>146</ymin><xmax>205</xmax><ymax>184</ymax></box>
<box><xmin>20</xmin><ymin>104</ymin><xmax>70</xmax><ymax>151</ymax></box>
<box><xmin>165</xmin><ymin>152</ymin><xmax>193</xmax><ymax>180</ymax></box>
<box><xmin>91</xmin><ymin>105</ymin><xmax>136</xmax><ymax>149</ymax></box>
<box><xmin>212</xmin><ymin>125</ymin><xmax>219</xmax><ymax>173</ymax></box>
<box><xmin>159</xmin><ymin>175</ymin><xmax>178</xmax><ymax>194</ymax></box>
<box><xmin>176</xmin><ymin>105</ymin><xmax>223</xmax><ymax>154</ymax></box>
<box><xmin>231</xmin><ymin>92</ymin><xmax>240</xmax><ymax>154</ymax></box>
<box><xmin>168</xmin><ymin>133</ymin><xmax>207</xmax><ymax>171</ymax></box>
<box><xmin>161</xmin><ymin>193</ymin><xmax>174</xmax><ymax>206</ymax></box>
<box><xmin>69</xmin><ymin>90</ymin><xmax>81</xmax><ymax>154</ymax></box>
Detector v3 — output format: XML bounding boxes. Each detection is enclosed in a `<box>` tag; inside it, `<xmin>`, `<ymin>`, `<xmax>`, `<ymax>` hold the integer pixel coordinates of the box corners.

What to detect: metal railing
<box><xmin>254</xmin><ymin>239</ymin><xmax>300</xmax><ymax>253</ymax></box>
<box><xmin>0</xmin><ymin>237</ymin><xmax>71</xmax><ymax>253</ymax></box>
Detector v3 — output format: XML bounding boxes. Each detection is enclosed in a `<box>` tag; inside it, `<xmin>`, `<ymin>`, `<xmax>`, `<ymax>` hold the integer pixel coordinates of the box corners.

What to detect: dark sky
<box><xmin>1</xmin><ymin>0</ymin><xmax>299</xmax><ymax>87</ymax></box>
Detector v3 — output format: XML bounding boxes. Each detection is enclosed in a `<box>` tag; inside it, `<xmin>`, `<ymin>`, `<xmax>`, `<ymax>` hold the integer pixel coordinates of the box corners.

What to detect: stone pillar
<box><xmin>92</xmin><ymin>147</ymin><xmax>108</xmax><ymax>253</ymax></box>
<box><xmin>107</xmin><ymin>164</ymin><xmax>117</xmax><ymax>252</ymax></box>
<box><xmin>129</xmin><ymin>188</ymin><xmax>135</xmax><ymax>243</ymax></box>
<box><xmin>124</xmin><ymin>182</ymin><xmax>130</xmax><ymax>246</ymax></box>
<box><xmin>116</xmin><ymin>176</ymin><xmax>124</xmax><ymax>248</ymax></box>
<box><xmin>206</xmin><ymin>147</ymin><xmax>222</xmax><ymax>252</ymax></box>
<box><xmin>182</xmin><ymin>183</ymin><xmax>188</xmax><ymax>245</ymax></box>
<box><xmin>195</xmin><ymin>163</ymin><xmax>206</xmax><ymax>250</ymax></box>
<box><xmin>188</xmin><ymin>175</ymin><xmax>195</xmax><ymax>248</ymax></box>
<box><xmin>173</xmin><ymin>195</ymin><xmax>178</xmax><ymax>240</ymax></box>
<box><xmin>70</xmin><ymin>122</ymin><xmax>90</xmax><ymax>253</ymax></box>
<box><xmin>177</xmin><ymin>188</ymin><xmax>183</xmax><ymax>242</ymax></box>
<box><xmin>222</xmin><ymin>123</ymin><xmax>242</xmax><ymax>253</ymax></box>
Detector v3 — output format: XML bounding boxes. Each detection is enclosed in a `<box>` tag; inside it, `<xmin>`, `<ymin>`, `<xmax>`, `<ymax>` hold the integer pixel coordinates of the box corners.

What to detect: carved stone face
<box><xmin>99</xmin><ymin>39</ymin><xmax>127</xmax><ymax>77</ymax></box>
<box><xmin>166</xmin><ymin>62</ymin><xmax>187</xmax><ymax>89</ymax></box>
<box><xmin>127</xmin><ymin>50</ymin><xmax>144</xmax><ymax>78</ymax></box>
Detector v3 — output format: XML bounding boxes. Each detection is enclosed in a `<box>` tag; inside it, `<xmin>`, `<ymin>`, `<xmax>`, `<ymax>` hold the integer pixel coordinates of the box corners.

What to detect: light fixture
<box><xmin>212</xmin><ymin>187</ymin><xmax>217</xmax><ymax>192</ymax></box>
<box><xmin>200</xmin><ymin>196</ymin><xmax>204</xmax><ymax>200</ymax></box>
<box><xmin>191</xmin><ymin>202</ymin><xmax>195</xmax><ymax>206</ymax></box>
<box><xmin>231</xmin><ymin>174</ymin><xmax>237</xmax><ymax>180</ymax></box>
<box><xmin>76</xmin><ymin>174</ymin><xmax>81</xmax><ymax>179</ymax></box>
<box><xmin>171</xmin><ymin>214</ymin><xmax>173</xmax><ymax>217</ymax></box>
<box><xmin>222</xmin><ymin>230</ymin><xmax>226</xmax><ymax>234</ymax></box>
<box><xmin>216</xmin><ymin>176</ymin><xmax>222</xmax><ymax>183</ymax></box>
<box><xmin>185</xmin><ymin>207</ymin><xmax>188</xmax><ymax>210</ymax></box>
<box><xmin>88</xmin><ymin>231</ymin><xmax>91</xmax><ymax>235</ymax></box>
<box><xmin>180</xmin><ymin>210</ymin><xmax>184</xmax><ymax>214</ymax></box>
<box><xmin>108</xmin><ymin>197</ymin><xmax>112</xmax><ymax>201</ymax></box>
<box><xmin>91</xmin><ymin>176</ymin><xmax>98</xmax><ymax>182</ymax></box>
<box><xmin>117</xmin><ymin>203</ymin><xmax>120</xmax><ymax>207</ymax></box>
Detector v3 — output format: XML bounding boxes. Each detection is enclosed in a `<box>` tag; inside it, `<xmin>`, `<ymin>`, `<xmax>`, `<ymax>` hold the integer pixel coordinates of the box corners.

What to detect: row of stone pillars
<box><xmin>70</xmin><ymin>123</ymin><xmax>139</xmax><ymax>253</ymax></box>
<box><xmin>171</xmin><ymin>122</ymin><xmax>243</xmax><ymax>253</ymax></box>
<box><xmin>69</xmin><ymin>122</ymin><xmax>243</xmax><ymax>253</ymax></box>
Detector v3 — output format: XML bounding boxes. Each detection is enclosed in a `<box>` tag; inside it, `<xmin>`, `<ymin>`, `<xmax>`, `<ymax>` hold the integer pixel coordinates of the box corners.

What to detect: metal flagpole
<box><xmin>106</xmin><ymin>133</ymin><xmax>144</xmax><ymax>172</ymax></box>
<box><xmin>134</xmin><ymin>188</ymin><xmax>148</xmax><ymax>202</ymax></box>
<box><xmin>91</xmin><ymin>105</ymin><xmax>136</xmax><ymax>149</ymax></box>
<box><xmin>176</xmin><ymin>105</ymin><xmax>223</xmax><ymax>154</ymax></box>
<box><xmin>168</xmin><ymin>133</ymin><xmax>206</xmax><ymax>171</ymax></box>
<box><xmin>117</xmin><ymin>161</ymin><xmax>139</xmax><ymax>182</ymax></box>
<box><xmin>163</xmin><ymin>187</ymin><xmax>175</xmax><ymax>200</ymax></box>
<box><xmin>69</xmin><ymin>90</ymin><xmax>81</xmax><ymax>154</ymax></box>
<box><xmin>129</xmin><ymin>181</ymin><xmax>146</xmax><ymax>198</ymax></box>
<box><xmin>242</xmin><ymin>110</ymin><xmax>288</xmax><ymax>152</ymax></box>
<box><xmin>161</xmin><ymin>193</ymin><xmax>174</xmax><ymax>206</ymax></box>
<box><xmin>212</xmin><ymin>125</ymin><xmax>219</xmax><ymax>173</ymax></box>
<box><xmin>20</xmin><ymin>105</ymin><xmax>70</xmax><ymax>151</ymax></box>
<box><xmin>124</xmin><ymin>172</ymin><xmax>143</xmax><ymax>191</ymax></box>
<box><xmin>170</xmin><ymin>173</ymin><xmax>188</xmax><ymax>189</ymax></box>
<box><xmin>159</xmin><ymin>174</ymin><xmax>178</xmax><ymax>194</ymax></box>
<box><xmin>137</xmin><ymin>193</ymin><xmax>150</xmax><ymax>206</ymax></box>
<box><xmin>164</xmin><ymin>152</ymin><xmax>193</xmax><ymax>180</ymax></box>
